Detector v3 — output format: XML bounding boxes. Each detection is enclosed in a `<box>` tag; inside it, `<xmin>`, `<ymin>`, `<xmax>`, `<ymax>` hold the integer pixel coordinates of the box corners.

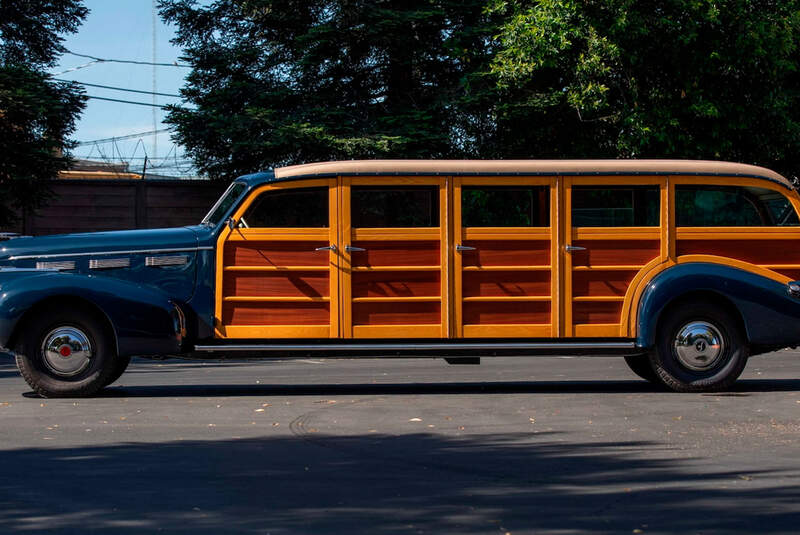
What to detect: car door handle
<box><xmin>345</xmin><ymin>245</ymin><xmax>366</xmax><ymax>252</ymax></box>
<box><xmin>455</xmin><ymin>244</ymin><xmax>476</xmax><ymax>252</ymax></box>
<box><xmin>565</xmin><ymin>245</ymin><xmax>586</xmax><ymax>252</ymax></box>
<box><xmin>315</xmin><ymin>245</ymin><xmax>337</xmax><ymax>252</ymax></box>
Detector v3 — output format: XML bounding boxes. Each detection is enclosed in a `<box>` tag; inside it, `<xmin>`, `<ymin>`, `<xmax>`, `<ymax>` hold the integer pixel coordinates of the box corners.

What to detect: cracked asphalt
<box><xmin>0</xmin><ymin>351</ymin><xmax>799</xmax><ymax>534</ymax></box>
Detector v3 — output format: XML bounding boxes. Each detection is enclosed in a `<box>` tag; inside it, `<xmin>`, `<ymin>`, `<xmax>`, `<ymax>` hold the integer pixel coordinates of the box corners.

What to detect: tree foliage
<box><xmin>159</xmin><ymin>0</ymin><xmax>497</xmax><ymax>178</ymax></box>
<box><xmin>162</xmin><ymin>0</ymin><xmax>800</xmax><ymax>179</ymax></box>
<box><xmin>0</xmin><ymin>0</ymin><xmax>88</xmax><ymax>226</ymax></box>
<box><xmin>489</xmin><ymin>0</ymin><xmax>800</xmax><ymax>177</ymax></box>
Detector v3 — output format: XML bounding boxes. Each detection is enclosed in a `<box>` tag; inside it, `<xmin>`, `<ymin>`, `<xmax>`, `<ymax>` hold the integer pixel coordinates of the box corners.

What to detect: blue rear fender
<box><xmin>636</xmin><ymin>263</ymin><xmax>800</xmax><ymax>350</ymax></box>
<box><xmin>0</xmin><ymin>271</ymin><xmax>184</xmax><ymax>357</ymax></box>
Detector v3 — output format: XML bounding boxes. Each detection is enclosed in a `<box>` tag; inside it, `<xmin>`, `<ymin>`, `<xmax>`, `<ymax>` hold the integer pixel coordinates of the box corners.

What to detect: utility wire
<box><xmin>55</xmin><ymin>79</ymin><xmax>182</xmax><ymax>98</ymax></box>
<box><xmin>76</xmin><ymin>128</ymin><xmax>173</xmax><ymax>147</ymax></box>
<box><xmin>86</xmin><ymin>95</ymin><xmax>173</xmax><ymax>108</ymax></box>
<box><xmin>66</xmin><ymin>50</ymin><xmax>191</xmax><ymax>68</ymax></box>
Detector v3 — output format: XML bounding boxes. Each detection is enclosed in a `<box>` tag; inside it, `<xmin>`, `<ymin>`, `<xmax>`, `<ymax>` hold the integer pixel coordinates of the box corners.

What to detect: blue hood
<box><xmin>0</xmin><ymin>227</ymin><xmax>199</xmax><ymax>263</ymax></box>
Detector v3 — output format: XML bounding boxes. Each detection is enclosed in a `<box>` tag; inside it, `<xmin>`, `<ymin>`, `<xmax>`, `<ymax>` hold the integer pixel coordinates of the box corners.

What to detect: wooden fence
<box><xmin>1</xmin><ymin>179</ymin><xmax>228</xmax><ymax>236</ymax></box>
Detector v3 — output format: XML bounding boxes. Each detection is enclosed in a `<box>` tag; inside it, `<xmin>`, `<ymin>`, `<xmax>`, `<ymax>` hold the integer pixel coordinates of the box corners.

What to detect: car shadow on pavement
<box><xmin>74</xmin><ymin>377</ymin><xmax>800</xmax><ymax>398</ymax></box>
<box><xmin>0</xmin><ymin>432</ymin><xmax>797</xmax><ymax>534</ymax></box>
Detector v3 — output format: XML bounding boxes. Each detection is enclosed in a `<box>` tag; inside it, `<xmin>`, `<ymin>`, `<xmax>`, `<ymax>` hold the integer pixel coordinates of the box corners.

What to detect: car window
<box><xmin>462</xmin><ymin>186</ymin><xmax>549</xmax><ymax>227</ymax></box>
<box><xmin>572</xmin><ymin>185</ymin><xmax>660</xmax><ymax>227</ymax></box>
<box><xmin>203</xmin><ymin>182</ymin><xmax>246</xmax><ymax>226</ymax></box>
<box><xmin>676</xmin><ymin>185</ymin><xmax>799</xmax><ymax>226</ymax></box>
<box><xmin>242</xmin><ymin>187</ymin><xmax>329</xmax><ymax>228</ymax></box>
<box><xmin>351</xmin><ymin>186</ymin><xmax>439</xmax><ymax>227</ymax></box>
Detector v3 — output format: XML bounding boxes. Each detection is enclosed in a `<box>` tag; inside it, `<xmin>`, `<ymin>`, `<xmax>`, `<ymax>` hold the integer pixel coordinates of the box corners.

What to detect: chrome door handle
<box><xmin>345</xmin><ymin>245</ymin><xmax>366</xmax><ymax>252</ymax></box>
<box><xmin>565</xmin><ymin>245</ymin><xmax>586</xmax><ymax>252</ymax></box>
<box><xmin>315</xmin><ymin>245</ymin><xmax>337</xmax><ymax>252</ymax></box>
<box><xmin>455</xmin><ymin>244</ymin><xmax>476</xmax><ymax>252</ymax></box>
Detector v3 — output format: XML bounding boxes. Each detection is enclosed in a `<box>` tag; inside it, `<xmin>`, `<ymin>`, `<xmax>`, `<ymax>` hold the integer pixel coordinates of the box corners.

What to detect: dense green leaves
<box><xmin>159</xmin><ymin>0</ymin><xmax>497</xmax><ymax>178</ymax></box>
<box><xmin>0</xmin><ymin>0</ymin><xmax>87</xmax><ymax>226</ymax></box>
<box><xmin>162</xmin><ymin>0</ymin><xmax>800</xmax><ymax>180</ymax></box>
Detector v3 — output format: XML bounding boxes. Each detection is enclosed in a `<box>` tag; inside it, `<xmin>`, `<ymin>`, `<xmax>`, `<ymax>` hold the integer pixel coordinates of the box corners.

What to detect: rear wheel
<box><xmin>14</xmin><ymin>307</ymin><xmax>117</xmax><ymax>398</ymax></box>
<box><xmin>623</xmin><ymin>354</ymin><xmax>659</xmax><ymax>383</ymax></box>
<box><xmin>650</xmin><ymin>302</ymin><xmax>748</xmax><ymax>392</ymax></box>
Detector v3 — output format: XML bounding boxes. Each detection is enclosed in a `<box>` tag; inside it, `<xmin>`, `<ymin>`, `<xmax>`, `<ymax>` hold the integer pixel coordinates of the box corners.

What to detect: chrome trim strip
<box><xmin>89</xmin><ymin>258</ymin><xmax>130</xmax><ymax>269</ymax></box>
<box><xmin>9</xmin><ymin>246</ymin><xmax>213</xmax><ymax>261</ymax></box>
<box><xmin>0</xmin><ymin>267</ymin><xmax>61</xmax><ymax>272</ymax></box>
<box><xmin>146</xmin><ymin>255</ymin><xmax>189</xmax><ymax>267</ymax></box>
<box><xmin>194</xmin><ymin>342</ymin><xmax>637</xmax><ymax>352</ymax></box>
<box><xmin>35</xmin><ymin>260</ymin><xmax>76</xmax><ymax>270</ymax></box>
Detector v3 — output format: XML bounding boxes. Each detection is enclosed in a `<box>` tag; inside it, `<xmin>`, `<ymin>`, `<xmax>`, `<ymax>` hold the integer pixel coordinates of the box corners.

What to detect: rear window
<box><xmin>676</xmin><ymin>185</ymin><xmax>799</xmax><ymax>226</ymax></box>
<box><xmin>462</xmin><ymin>186</ymin><xmax>549</xmax><ymax>227</ymax></box>
<box><xmin>572</xmin><ymin>186</ymin><xmax>660</xmax><ymax>227</ymax></box>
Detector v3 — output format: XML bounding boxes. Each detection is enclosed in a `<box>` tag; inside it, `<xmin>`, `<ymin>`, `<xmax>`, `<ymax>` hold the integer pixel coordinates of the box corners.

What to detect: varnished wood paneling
<box><xmin>350</xmin><ymin>240</ymin><xmax>440</xmax><ymax>267</ymax></box>
<box><xmin>463</xmin><ymin>301</ymin><xmax>550</xmax><ymax>325</ymax></box>
<box><xmin>352</xmin><ymin>271</ymin><xmax>440</xmax><ymax>298</ymax></box>
<box><xmin>775</xmin><ymin>269</ymin><xmax>800</xmax><ymax>281</ymax></box>
<box><xmin>461</xmin><ymin>240</ymin><xmax>550</xmax><ymax>267</ymax></box>
<box><xmin>572</xmin><ymin>301</ymin><xmax>623</xmax><ymax>324</ymax></box>
<box><xmin>463</xmin><ymin>271</ymin><xmax>550</xmax><ymax>297</ymax></box>
<box><xmin>570</xmin><ymin>240</ymin><xmax>660</xmax><ymax>266</ymax></box>
<box><xmin>352</xmin><ymin>302</ymin><xmax>441</xmax><ymax>325</ymax></box>
<box><xmin>676</xmin><ymin>239</ymin><xmax>800</xmax><ymax>265</ymax></box>
<box><xmin>223</xmin><ymin>271</ymin><xmax>329</xmax><ymax>298</ymax></box>
<box><xmin>225</xmin><ymin>241</ymin><xmax>329</xmax><ymax>266</ymax></box>
<box><xmin>222</xmin><ymin>302</ymin><xmax>331</xmax><ymax>325</ymax></box>
<box><xmin>572</xmin><ymin>270</ymin><xmax>637</xmax><ymax>297</ymax></box>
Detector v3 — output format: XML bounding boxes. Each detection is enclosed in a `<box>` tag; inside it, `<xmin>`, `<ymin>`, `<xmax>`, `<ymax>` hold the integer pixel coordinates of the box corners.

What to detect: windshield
<box><xmin>202</xmin><ymin>182</ymin><xmax>247</xmax><ymax>226</ymax></box>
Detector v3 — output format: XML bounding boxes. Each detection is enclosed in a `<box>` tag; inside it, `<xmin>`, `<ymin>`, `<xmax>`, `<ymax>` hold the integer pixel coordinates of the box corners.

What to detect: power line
<box><xmin>76</xmin><ymin>129</ymin><xmax>174</xmax><ymax>146</ymax></box>
<box><xmin>86</xmin><ymin>95</ymin><xmax>173</xmax><ymax>108</ymax></box>
<box><xmin>55</xmin><ymin>79</ymin><xmax>182</xmax><ymax>98</ymax></box>
<box><xmin>66</xmin><ymin>50</ymin><xmax>191</xmax><ymax>68</ymax></box>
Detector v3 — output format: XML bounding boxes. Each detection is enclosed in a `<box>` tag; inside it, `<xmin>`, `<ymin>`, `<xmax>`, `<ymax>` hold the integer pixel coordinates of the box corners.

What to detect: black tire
<box><xmin>623</xmin><ymin>354</ymin><xmax>660</xmax><ymax>383</ymax></box>
<box><xmin>14</xmin><ymin>307</ymin><xmax>117</xmax><ymax>398</ymax></box>
<box><xmin>649</xmin><ymin>301</ymin><xmax>749</xmax><ymax>392</ymax></box>
<box><xmin>103</xmin><ymin>355</ymin><xmax>131</xmax><ymax>387</ymax></box>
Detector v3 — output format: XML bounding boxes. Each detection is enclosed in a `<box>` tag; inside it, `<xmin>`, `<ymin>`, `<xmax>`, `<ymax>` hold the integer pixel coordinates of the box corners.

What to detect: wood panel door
<box><xmin>564</xmin><ymin>177</ymin><xmax>667</xmax><ymax>337</ymax></box>
<box><xmin>215</xmin><ymin>179</ymin><xmax>340</xmax><ymax>338</ymax></box>
<box><xmin>453</xmin><ymin>177</ymin><xmax>558</xmax><ymax>338</ymax></box>
<box><xmin>340</xmin><ymin>176</ymin><xmax>448</xmax><ymax>338</ymax></box>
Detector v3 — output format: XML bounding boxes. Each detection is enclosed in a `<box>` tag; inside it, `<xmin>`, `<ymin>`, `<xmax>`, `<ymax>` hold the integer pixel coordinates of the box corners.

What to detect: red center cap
<box><xmin>59</xmin><ymin>345</ymin><xmax>72</xmax><ymax>357</ymax></box>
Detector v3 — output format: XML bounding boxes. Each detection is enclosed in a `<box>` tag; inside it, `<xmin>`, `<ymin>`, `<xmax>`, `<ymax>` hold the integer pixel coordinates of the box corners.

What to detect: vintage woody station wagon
<box><xmin>3</xmin><ymin>160</ymin><xmax>800</xmax><ymax>397</ymax></box>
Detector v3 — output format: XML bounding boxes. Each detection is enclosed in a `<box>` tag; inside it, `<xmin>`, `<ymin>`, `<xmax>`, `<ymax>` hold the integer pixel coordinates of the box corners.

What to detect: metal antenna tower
<box><xmin>152</xmin><ymin>0</ymin><xmax>158</xmax><ymax>162</ymax></box>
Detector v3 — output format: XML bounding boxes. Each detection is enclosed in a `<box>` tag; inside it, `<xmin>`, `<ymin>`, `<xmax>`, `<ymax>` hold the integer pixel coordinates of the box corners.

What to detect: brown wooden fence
<box><xmin>1</xmin><ymin>179</ymin><xmax>228</xmax><ymax>236</ymax></box>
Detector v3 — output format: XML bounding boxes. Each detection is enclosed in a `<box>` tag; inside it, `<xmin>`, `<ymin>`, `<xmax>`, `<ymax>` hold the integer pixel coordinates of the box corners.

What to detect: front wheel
<box><xmin>14</xmin><ymin>307</ymin><xmax>117</xmax><ymax>398</ymax></box>
<box><xmin>650</xmin><ymin>302</ymin><xmax>749</xmax><ymax>392</ymax></box>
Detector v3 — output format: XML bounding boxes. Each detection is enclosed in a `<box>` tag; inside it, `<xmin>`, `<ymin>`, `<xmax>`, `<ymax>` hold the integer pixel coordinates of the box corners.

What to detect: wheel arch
<box><xmin>635</xmin><ymin>263</ymin><xmax>800</xmax><ymax>350</ymax></box>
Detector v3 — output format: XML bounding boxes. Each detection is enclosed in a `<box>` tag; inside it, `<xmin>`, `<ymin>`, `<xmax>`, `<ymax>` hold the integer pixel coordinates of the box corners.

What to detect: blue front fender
<box><xmin>636</xmin><ymin>263</ymin><xmax>800</xmax><ymax>349</ymax></box>
<box><xmin>0</xmin><ymin>270</ymin><xmax>183</xmax><ymax>357</ymax></box>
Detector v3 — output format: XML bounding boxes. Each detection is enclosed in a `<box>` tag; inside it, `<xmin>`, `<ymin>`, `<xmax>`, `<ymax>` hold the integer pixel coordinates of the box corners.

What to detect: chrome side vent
<box><xmin>36</xmin><ymin>260</ymin><xmax>76</xmax><ymax>270</ymax></box>
<box><xmin>145</xmin><ymin>255</ymin><xmax>189</xmax><ymax>267</ymax></box>
<box><xmin>89</xmin><ymin>258</ymin><xmax>130</xmax><ymax>270</ymax></box>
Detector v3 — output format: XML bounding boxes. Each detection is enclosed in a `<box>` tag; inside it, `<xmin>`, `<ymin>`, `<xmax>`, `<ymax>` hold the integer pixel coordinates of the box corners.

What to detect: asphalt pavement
<box><xmin>0</xmin><ymin>351</ymin><xmax>799</xmax><ymax>534</ymax></box>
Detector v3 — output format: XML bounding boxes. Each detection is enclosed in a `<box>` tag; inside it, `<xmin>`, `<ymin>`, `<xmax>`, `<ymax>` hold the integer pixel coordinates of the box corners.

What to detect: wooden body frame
<box><xmin>214</xmin><ymin>174</ymin><xmax>800</xmax><ymax>340</ymax></box>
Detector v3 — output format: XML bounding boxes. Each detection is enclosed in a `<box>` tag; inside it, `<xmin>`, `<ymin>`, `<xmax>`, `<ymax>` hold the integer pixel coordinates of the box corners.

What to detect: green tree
<box><xmin>159</xmin><ymin>0</ymin><xmax>497</xmax><ymax>179</ymax></box>
<box><xmin>488</xmin><ymin>0</ymin><xmax>800</xmax><ymax>177</ymax></box>
<box><xmin>0</xmin><ymin>0</ymin><xmax>88</xmax><ymax>227</ymax></box>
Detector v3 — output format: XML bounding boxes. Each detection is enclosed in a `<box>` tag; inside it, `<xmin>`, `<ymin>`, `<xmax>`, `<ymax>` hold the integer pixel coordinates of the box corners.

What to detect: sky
<box><xmin>51</xmin><ymin>0</ymin><xmax>195</xmax><ymax>177</ymax></box>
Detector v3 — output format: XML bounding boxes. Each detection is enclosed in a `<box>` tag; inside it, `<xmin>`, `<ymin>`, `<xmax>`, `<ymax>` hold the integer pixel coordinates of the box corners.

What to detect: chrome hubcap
<box><xmin>673</xmin><ymin>321</ymin><xmax>725</xmax><ymax>371</ymax></box>
<box><xmin>41</xmin><ymin>327</ymin><xmax>93</xmax><ymax>377</ymax></box>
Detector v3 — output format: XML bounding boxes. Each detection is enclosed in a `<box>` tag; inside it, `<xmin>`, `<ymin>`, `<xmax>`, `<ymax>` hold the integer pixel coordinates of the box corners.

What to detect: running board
<box><xmin>193</xmin><ymin>341</ymin><xmax>639</xmax><ymax>356</ymax></box>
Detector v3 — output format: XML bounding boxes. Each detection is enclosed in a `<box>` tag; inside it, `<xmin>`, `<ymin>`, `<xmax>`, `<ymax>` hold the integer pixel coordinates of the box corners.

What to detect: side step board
<box><xmin>192</xmin><ymin>341</ymin><xmax>641</xmax><ymax>358</ymax></box>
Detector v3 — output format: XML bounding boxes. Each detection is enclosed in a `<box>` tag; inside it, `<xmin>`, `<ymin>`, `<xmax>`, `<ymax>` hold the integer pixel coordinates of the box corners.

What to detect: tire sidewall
<box><xmin>651</xmin><ymin>303</ymin><xmax>748</xmax><ymax>391</ymax></box>
<box><xmin>15</xmin><ymin>309</ymin><xmax>115</xmax><ymax>397</ymax></box>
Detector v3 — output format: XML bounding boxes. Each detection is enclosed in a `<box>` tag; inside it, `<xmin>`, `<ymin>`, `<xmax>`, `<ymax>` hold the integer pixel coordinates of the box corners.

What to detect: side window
<box><xmin>572</xmin><ymin>185</ymin><xmax>660</xmax><ymax>227</ymax></box>
<box><xmin>242</xmin><ymin>186</ymin><xmax>329</xmax><ymax>228</ymax></box>
<box><xmin>351</xmin><ymin>186</ymin><xmax>439</xmax><ymax>227</ymax></box>
<box><xmin>462</xmin><ymin>186</ymin><xmax>549</xmax><ymax>227</ymax></box>
<box><xmin>676</xmin><ymin>185</ymin><xmax>800</xmax><ymax>227</ymax></box>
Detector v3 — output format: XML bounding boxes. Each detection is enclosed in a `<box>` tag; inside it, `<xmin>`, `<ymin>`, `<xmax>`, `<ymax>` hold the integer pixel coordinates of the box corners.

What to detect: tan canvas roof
<box><xmin>275</xmin><ymin>159</ymin><xmax>792</xmax><ymax>189</ymax></box>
